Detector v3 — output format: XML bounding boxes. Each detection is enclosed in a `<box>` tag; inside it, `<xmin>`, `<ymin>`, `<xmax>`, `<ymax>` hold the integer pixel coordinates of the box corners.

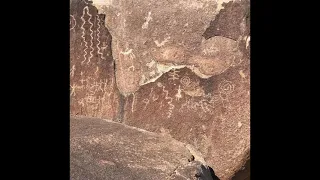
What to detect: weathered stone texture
<box><xmin>71</xmin><ymin>117</ymin><xmax>218</xmax><ymax>180</ymax></box>
<box><xmin>70</xmin><ymin>0</ymin><xmax>120</xmax><ymax>120</ymax></box>
<box><xmin>71</xmin><ymin>0</ymin><xmax>250</xmax><ymax>179</ymax></box>
<box><xmin>122</xmin><ymin>58</ymin><xmax>249</xmax><ymax>179</ymax></box>
<box><xmin>93</xmin><ymin>0</ymin><xmax>244</xmax><ymax>95</ymax></box>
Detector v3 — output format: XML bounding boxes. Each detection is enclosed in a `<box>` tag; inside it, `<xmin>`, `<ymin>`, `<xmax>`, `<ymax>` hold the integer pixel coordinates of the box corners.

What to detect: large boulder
<box><xmin>70</xmin><ymin>0</ymin><xmax>250</xmax><ymax>179</ymax></box>
<box><xmin>70</xmin><ymin>117</ymin><xmax>219</xmax><ymax>180</ymax></box>
<box><xmin>92</xmin><ymin>0</ymin><xmax>245</xmax><ymax>96</ymax></box>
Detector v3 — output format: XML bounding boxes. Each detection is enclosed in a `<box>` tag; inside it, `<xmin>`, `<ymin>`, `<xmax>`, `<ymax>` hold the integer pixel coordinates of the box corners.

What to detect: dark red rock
<box><xmin>70</xmin><ymin>0</ymin><xmax>250</xmax><ymax>179</ymax></box>
<box><xmin>122</xmin><ymin>55</ymin><xmax>250</xmax><ymax>179</ymax></box>
<box><xmin>203</xmin><ymin>0</ymin><xmax>250</xmax><ymax>41</ymax></box>
<box><xmin>70</xmin><ymin>0</ymin><xmax>120</xmax><ymax>120</ymax></box>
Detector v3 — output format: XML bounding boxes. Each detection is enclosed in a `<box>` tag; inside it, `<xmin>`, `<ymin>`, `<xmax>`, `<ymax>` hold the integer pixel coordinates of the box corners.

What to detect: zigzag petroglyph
<box><xmin>87</xmin><ymin>7</ymin><xmax>94</xmax><ymax>65</ymax></box>
<box><xmin>80</xmin><ymin>6</ymin><xmax>89</xmax><ymax>65</ymax></box>
<box><xmin>96</xmin><ymin>15</ymin><xmax>105</xmax><ymax>60</ymax></box>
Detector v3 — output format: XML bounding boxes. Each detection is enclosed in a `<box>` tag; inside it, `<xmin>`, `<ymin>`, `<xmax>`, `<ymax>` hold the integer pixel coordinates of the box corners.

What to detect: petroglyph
<box><xmin>70</xmin><ymin>15</ymin><xmax>76</xmax><ymax>31</ymax></box>
<box><xmin>162</xmin><ymin>85</ymin><xmax>174</xmax><ymax>118</ymax></box>
<box><xmin>120</xmin><ymin>48</ymin><xmax>135</xmax><ymax>57</ymax></box>
<box><xmin>70</xmin><ymin>84</ymin><xmax>84</xmax><ymax>97</ymax></box>
<box><xmin>146</xmin><ymin>60</ymin><xmax>156</xmax><ymax>69</ymax></box>
<box><xmin>154</xmin><ymin>37</ymin><xmax>170</xmax><ymax>47</ymax></box>
<box><xmin>142</xmin><ymin>98</ymin><xmax>150</xmax><ymax>110</ymax></box>
<box><xmin>175</xmin><ymin>85</ymin><xmax>183</xmax><ymax>101</ymax></box>
<box><xmin>246</xmin><ymin>36</ymin><xmax>250</xmax><ymax>49</ymax></box>
<box><xmin>80</xmin><ymin>6</ymin><xmax>89</xmax><ymax>65</ymax></box>
<box><xmin>82</xmin><ymin>0</ymin><xmax>90</xmax><ymax>5</ymax></box>
<box><xmin>87</xmin><ymin>7</ymin><xmax>94</xmax><ymax>65</ymax></box>
<box><xmin>180</xmin><ymin>77</ymin><xmax>205</xmax><ymax>97</ymax></box>
<box><xmin>168</xmin><ymin>69</ymin><xmax>180</xmax><ymax>81</ymax></box>
<box><xmin>180</xmin><ymin>96</ymin><xmax>215</xmax><ymax>115</ymax></box>
<box><xmin>94</xmin><ymin>67</ymin><xmax>99</xmax><ymax>76</ymax></box>
<box><xmin>70</xmin><ymin>84</ymin><xmax>76</xmax><ymax>97</ymax></box>
<box><xmin>120</xmin><ymin>48</ymin><xmax>136</xmax><ymax>71</ymax></box>
<box><xmin>218</xmin><ymin>79</ymin><xmax>235</xmax><ymax>95</ymax></box>
<box><xmin>131</xmin><ymin>93</ymin><xmax>136</xmax><ymax>113</ymax></box>
<box><xmin>96</xmin><ymin>15</ymin><xmax>105</xmax><ymax>60</ymax></box>
<box><xmin>142</xmin><ymin>11</ymin><xmax>152</xmax><ymax>29</ymax></box>
<box><xmin>239</xmin><ymin>70</ymin><xmax>246</xmax><ymax>79</ymax></box>
<box><xmin>70</xmin><ymin>65</ymin><xmax>76</xmax><ymax>78</ymax></box>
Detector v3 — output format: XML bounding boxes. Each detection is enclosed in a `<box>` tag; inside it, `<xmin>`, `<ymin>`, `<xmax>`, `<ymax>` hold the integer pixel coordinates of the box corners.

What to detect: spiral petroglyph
<box><xmin>180</xmin><ymin>76</ymin><xmax>191</xmax><ymax>87</ymax></box>
<box><xmin>218</xmin><ymin>79</ymin><xmax>235</xmax><ymax>95</ymax></box>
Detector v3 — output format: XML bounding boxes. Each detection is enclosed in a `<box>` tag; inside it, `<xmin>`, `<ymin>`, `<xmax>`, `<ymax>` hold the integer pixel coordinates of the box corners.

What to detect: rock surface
<box><xmin>70</xmin><ymin>0</ymin><xmax>121</xmax><ymax>120</ymax></box>
<box><xmin>70</xmin><ymin>117</ymin><xmax>219</xmax><ymax>180</ymax></box>
<box><xmin>92</xmin><ymin>0</ymin><xmax>244</xmax><ymax>95</ymax></box>
<box><xmin>70</xmin><ymin>0</ymin><xmax>250</xmax><ymax>179</ymax></box>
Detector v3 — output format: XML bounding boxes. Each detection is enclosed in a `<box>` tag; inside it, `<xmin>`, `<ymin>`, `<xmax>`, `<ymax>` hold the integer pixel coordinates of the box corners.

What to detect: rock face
<box><xmin>70</xmin><ymin>0</ymin><xmax>121</xmax><ymax>120</ymax></box>
<box><xmin>92</xmin><ymin>0</ymin><xmax>244</xmax><ymax>96</ymax></box>
<box><xmin>70</xmin><ymin>117</ymin><xmax>219</xmax><ymax>180</ymax></box>
<box><xmin>70</xmin><ymin>0</ymin><xmax>250</xmax><ymax>179</ymax></box>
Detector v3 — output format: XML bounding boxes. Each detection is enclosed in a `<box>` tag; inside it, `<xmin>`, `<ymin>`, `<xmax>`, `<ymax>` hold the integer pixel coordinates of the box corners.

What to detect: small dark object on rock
<box><xmin>195</xmin><ymin>172</ymin><xmax>202</xmax><ymax>177</ymax></box>
<box><xmin>188</xmin><ymin>155</ymin><xmax>195</xmax><ymax>162</ymax></box>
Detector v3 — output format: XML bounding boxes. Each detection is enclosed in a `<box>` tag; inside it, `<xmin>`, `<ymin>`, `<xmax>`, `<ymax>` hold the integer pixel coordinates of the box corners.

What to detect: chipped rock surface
<box><xmin>92</xmin><ymin>0</ymin><xmax>244</xmax><ymax>95</ymax></box>
<box><xmin>70</xmin><ymin>117</ymin><xmax>217</xmax><ymax>180</ymax></box>
<box><xmin>71</xmin><ymin>0</ymin><xmax>250</xmax><ymax>179</ymax></box>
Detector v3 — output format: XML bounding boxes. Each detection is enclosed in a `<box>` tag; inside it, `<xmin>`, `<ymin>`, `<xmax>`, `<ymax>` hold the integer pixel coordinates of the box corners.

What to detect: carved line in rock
<box><xmin>70</xmin><ymin>15</ymin><xmax>76</xmax><ymax>31</ymax></box>
<box><xmin>96</xmin><ymin>15</ymin><xmax>105</xmax><ymax>60</ymax></box>
<box><xmin>80</xmin><ymin>6</ymin><xmax>89</xmax><ymax>65</ymax></box>
<box><xmin>87</xmin><ymin>7</ymin><xmax>94</xmax><ymax>65</ymax></box>
<box><xmin>162</xmin><ymin>85</ymin><xmax>174</xmax><ymax>118</ymax></box>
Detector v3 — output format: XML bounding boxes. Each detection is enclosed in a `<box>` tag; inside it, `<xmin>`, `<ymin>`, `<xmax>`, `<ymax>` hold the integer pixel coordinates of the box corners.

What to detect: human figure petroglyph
<box><xmin>70</xmin><ymin>84</ymin><xmax>85</xmax><ymax>97</ymax></box>
<box><xmin>70</xmin><ymin>84</ymin><xmax>76</xmax><ymax>97</ymax></box>
<box><xmin>94</xmin><ymin>67</ymin><xmax>99</xmax><ymax>76</ymax></box>
<box><xmin>168</xmin><ymin>68</ymin><xmax>180</xmax><ymax>81</ymax></box>
<box><xmin>175</xmin><ymin>85</ymin><xmax>183</xmax><ymax>101</ymax></box>
<box><xmin>142</xmin><ymin>98</ymin><xmax>150</xmax><ymax>110</ymax></box>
